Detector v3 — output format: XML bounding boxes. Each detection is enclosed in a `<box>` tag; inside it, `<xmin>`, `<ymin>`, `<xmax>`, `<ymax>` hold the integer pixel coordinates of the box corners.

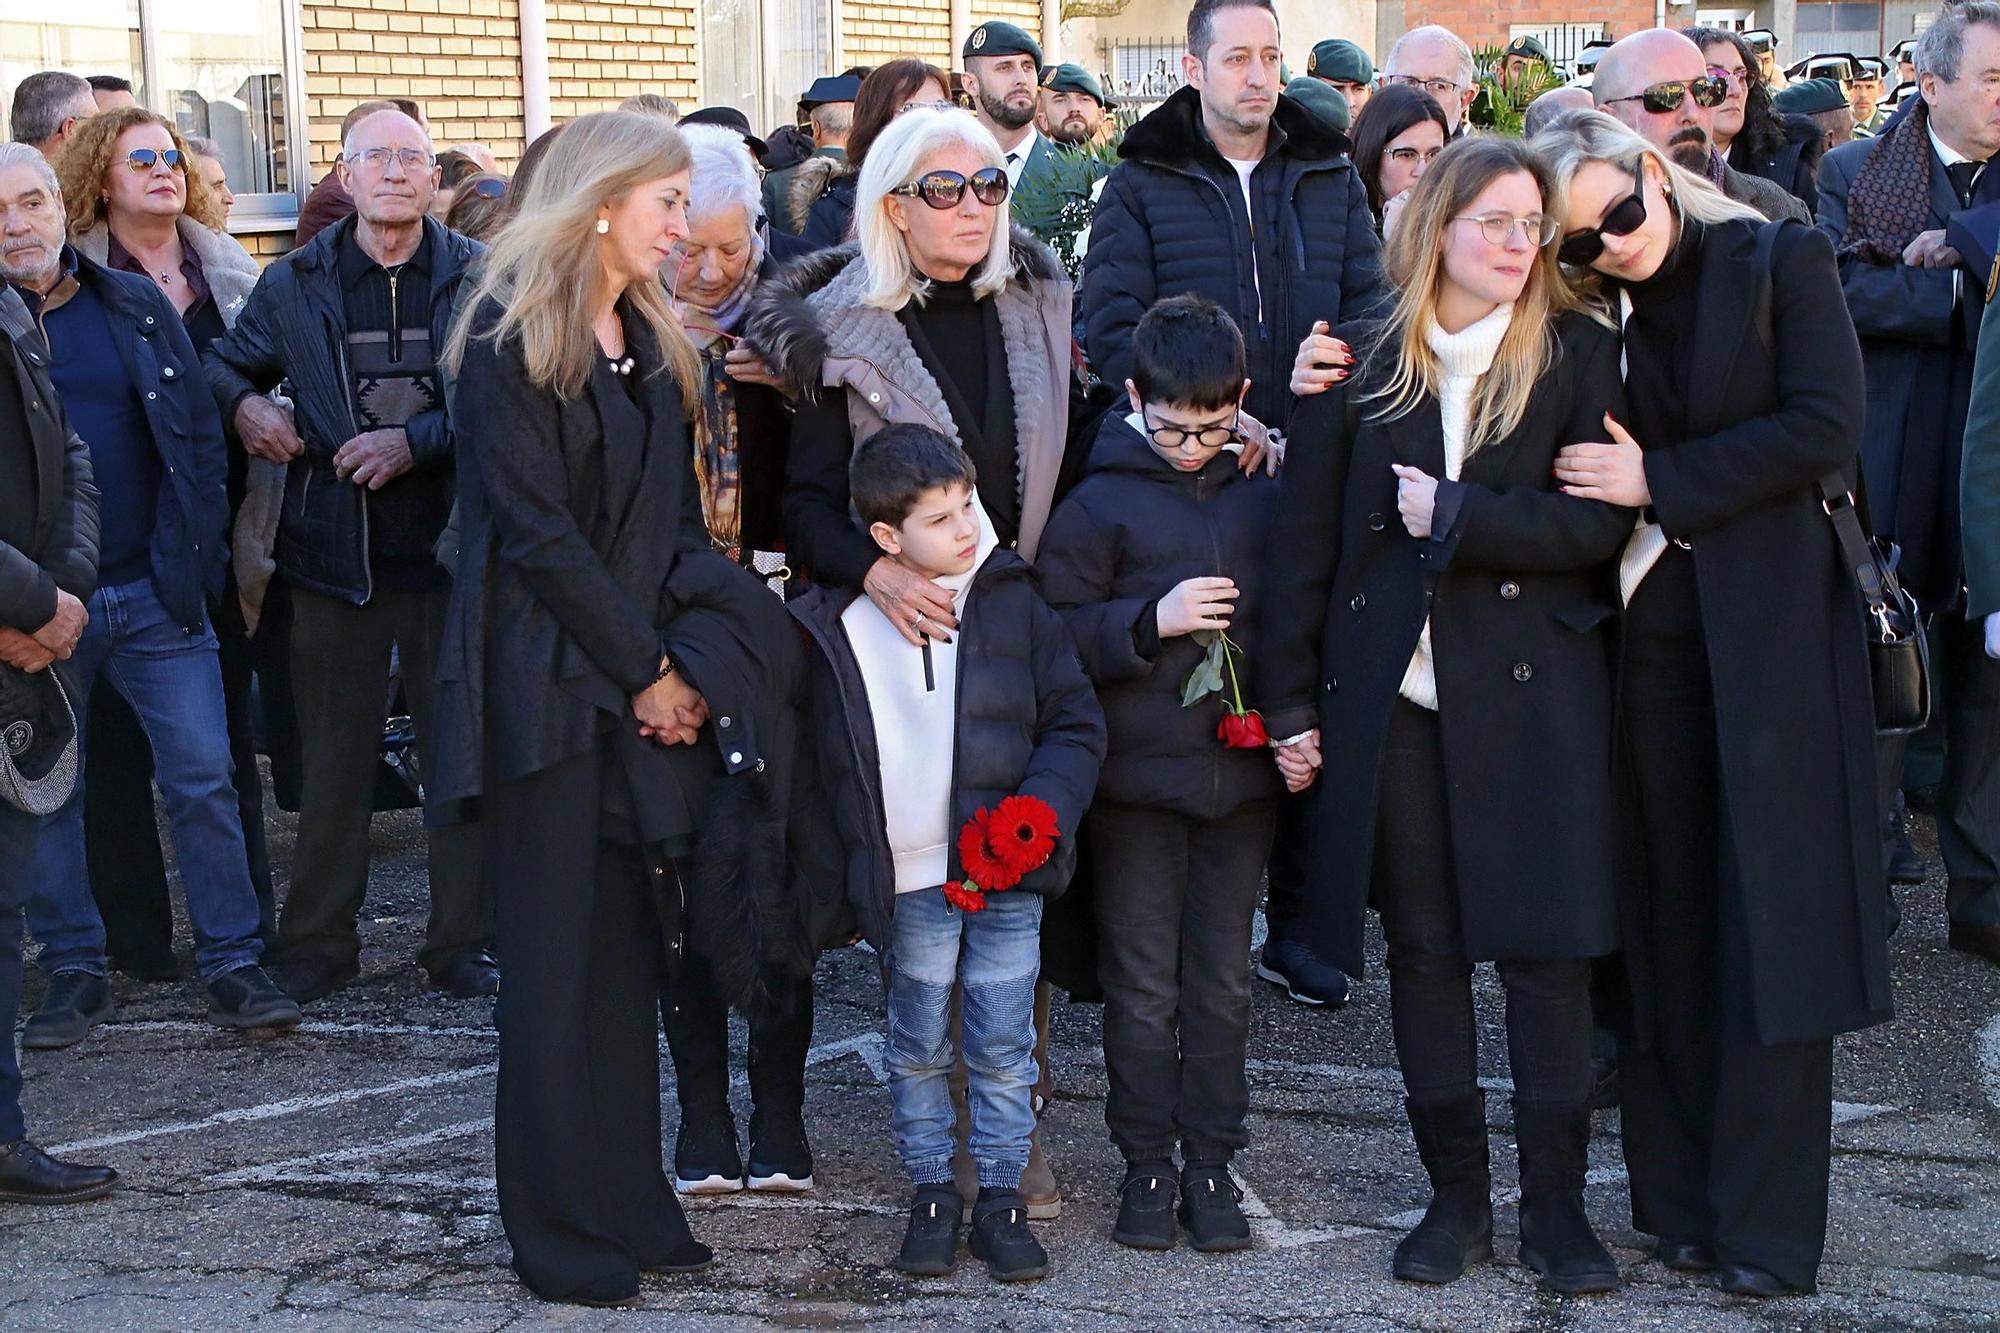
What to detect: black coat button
<box><xmin>1513</xmin><ymin>662</ymin><xmax>1533</xmax><ymax>682</ymax></box>
<box><xmin>1499</xmin><ymin>580</ymin><xmax>1521</xmax><ymax>600</ymax></box>
<box><xmin>1368</xmin><ymin>512</ymin><xmax>1387</xmax><ymax>531</ymax></box>
<box><xmin>1350</xmin><ymin>594</ymin><xmax>1366</xmax><ymax>611</ymax></box>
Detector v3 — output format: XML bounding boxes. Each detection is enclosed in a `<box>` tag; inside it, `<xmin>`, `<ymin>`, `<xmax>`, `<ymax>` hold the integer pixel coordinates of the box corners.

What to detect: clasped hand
<box><xmin>633</xmin><ymin>666</ymin><xmax>709</xmax><ymax>746</ymax></box>
<box><xmin>1274</xmin><ymin>728</ymin><xmax>1321</xmax><ymax>793</ymax></box>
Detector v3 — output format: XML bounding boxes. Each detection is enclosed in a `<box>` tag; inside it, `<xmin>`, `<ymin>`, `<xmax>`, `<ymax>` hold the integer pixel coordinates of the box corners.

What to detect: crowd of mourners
<box><xmin>2</xmin><ymin>0</ymin><xmax>1998</xmax><ymax>1309</ymax></box>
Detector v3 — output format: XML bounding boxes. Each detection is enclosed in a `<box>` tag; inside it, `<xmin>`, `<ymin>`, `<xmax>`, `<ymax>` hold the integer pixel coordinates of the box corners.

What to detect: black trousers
<box><xmin>84</xmin><ymin>605</ymin><xmax>275</xmax><ymax>966</ymax></box>
<box><xmin>1374</xmin><ymin>699</ymin><xmax>1596</xmax><ymax>1108</ymax></box>
<box><xmin>287</xmin><ymin>586</ymin><xmax>488</xmax><ymax>973</ymax></box>
<box><xmin>1260</xmin><ymin>788</ymin><xmax>1313</xmax><ymax>940</ymax></box>
<box><xmin>1618</xmin><ymin>548</ymin><xmax>1835</xmax><ymax>1291</ymax></box>
<box><xmin>488</xmin><ymin>743</ymin><xmax>697</xmax><ymax>1303</ymax></box>
<box><xmin>1092</xmin><ymin>800</ymin><xmax>1276</xmax><ymax>1166</ymax></box>
<box><xmin>663</xmin><ymin>952</ymin><xmax>814</xmax><ymax>1136</ymax></box>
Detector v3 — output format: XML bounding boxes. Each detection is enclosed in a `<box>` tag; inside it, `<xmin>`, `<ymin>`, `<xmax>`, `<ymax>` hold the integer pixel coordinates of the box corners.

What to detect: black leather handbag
<box><xmin>0</xmin><ymin>662</ymin><xmax>78</xmax><ymax>815</ymax></box>
<box><xmin>1819</xmin><ymin>474</ymin><xmax>1931</xmax><ymax>735</ymax></box>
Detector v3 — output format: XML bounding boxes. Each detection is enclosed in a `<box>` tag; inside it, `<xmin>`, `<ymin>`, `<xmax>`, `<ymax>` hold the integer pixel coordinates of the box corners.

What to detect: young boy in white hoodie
<box><xmin>788</xmin><ymin>425</ymin><xmax>1104</xmax><ymax>1283</ymax></box>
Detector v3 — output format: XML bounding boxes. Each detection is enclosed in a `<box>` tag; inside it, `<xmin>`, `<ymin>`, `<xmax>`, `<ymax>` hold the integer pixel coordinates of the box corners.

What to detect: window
<box><xmin>0</xmin><ymin>0</ymin><xmax>302</xmax><ymax>225</ymax></box>
<box><xmin>1794</xmin><ymin>1</ymin><xmax>1883</xmax><ymax>57</ymax></box>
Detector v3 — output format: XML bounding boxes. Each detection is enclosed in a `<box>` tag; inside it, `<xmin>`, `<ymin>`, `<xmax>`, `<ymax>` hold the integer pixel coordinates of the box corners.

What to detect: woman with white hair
<box><xmin>654</xmin><ymin>121</ymin><xmax>820</xmax><ymax>1204</ymax></box>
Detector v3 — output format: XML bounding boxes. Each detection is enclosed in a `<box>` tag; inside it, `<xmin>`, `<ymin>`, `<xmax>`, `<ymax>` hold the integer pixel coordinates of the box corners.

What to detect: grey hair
<box><xmin>9</xmin><ymin>71</ymin><xmax>93</xmax><ymax>146</ymax></box>
<box><xmin>183</xmin><ymin>134</ymin><xmax>222</xmax><ymax>160</ymax></box>
<box><xmin>343</xmin><ymin>108</ymin><xmax>434</xmax><ymax>159</ymax></box>
<box><xmin>679</xmin><ymin>122</ymin><xmax>763</xmax><ymax>230</ymax></box>
<box><xmin>1916</xmin><ymin>1</ymin><xmax>2000</xmax><ymax>81</ymax></box>
<box><xmin>0</xmin><ymin>140</ymin><xmax>60</xmax><ymax>194</ymax></box>
<box><xmin>810</xmin><ymin>101</ymin><xmax>854</xmax><ymax>137</ymax></box>
<box><xmin>856</xmin><ymin>107</ymin><xmax>1014</xmax><ymax>310</ymax></box>
<box><xmin>1385</xmin><ymin>25</ymin><xmax>1476</xmax><ymax>89</ymax></box>
<box><xmin>620</xmin><ymin>92</ymin><xmax>681</xmax><ymax>121</ymax></box>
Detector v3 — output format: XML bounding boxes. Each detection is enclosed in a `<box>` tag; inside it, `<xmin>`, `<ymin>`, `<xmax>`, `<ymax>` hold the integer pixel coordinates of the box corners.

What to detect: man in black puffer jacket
<box><xmin>1036</xmin><ymin>297</ymin><xmax>1280</xmax><ymax>1253</ymax></box>
<box><xmin>1080</xmin><ymin>0</ymin><xmax>1387</xmax><ymax>430</ymax></box>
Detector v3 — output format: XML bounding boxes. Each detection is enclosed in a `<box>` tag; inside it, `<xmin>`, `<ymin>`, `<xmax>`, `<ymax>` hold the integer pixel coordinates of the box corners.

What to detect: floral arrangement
<box><xmin>944</xmin><ymin>794</ymin><xmax>1062</xmax><ymax>913</ymax></box>
<box><xmin>1182</xmin><ymin>630</ymin><xmax>1269</xmax><ymax>749</ymax></box>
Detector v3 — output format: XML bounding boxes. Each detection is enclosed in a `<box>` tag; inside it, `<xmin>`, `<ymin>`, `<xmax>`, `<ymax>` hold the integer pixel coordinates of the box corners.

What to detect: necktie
<box><xmin>1948</xmin><ymin>158</ymin><xmax>1984</xmax><ymax>208</ymax></box>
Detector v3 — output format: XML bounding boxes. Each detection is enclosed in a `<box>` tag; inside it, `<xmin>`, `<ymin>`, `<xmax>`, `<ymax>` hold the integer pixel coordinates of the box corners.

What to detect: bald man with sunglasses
<box><xmin>1594</xmin><ymin>29</ymin><xmax>1810</xmax><ymax>223</ymax></box>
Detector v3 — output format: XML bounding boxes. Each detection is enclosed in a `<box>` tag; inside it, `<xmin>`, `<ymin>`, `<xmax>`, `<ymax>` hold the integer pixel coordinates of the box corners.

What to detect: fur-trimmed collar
<box><xmin>743</xmin><ymin>224</ymin><xmax>1063</xmax><ymax>400</ymax></box>
<box><xmin>1117</xmin><ymin>84</ymin><xmax>1352</xmax><ymax>172</ymax></box>
<box><xmin>73</xmin><ymin>216</ymin><xmax>262</xmax><ymax>328</ymax></box>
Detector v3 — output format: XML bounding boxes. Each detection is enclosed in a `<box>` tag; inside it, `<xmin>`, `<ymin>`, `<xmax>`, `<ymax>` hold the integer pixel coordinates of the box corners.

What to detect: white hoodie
<box><xmin>841</xmin><ymin>492</ymin><xmax>1001</xmax><ymax>895</ymax></box>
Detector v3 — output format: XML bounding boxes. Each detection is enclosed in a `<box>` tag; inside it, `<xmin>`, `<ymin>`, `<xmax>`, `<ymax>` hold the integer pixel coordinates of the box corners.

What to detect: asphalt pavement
<box><xmin>1</xmin><ymin>796</ymin><xmax>1996</xmax><ymax>1331</ymax></box>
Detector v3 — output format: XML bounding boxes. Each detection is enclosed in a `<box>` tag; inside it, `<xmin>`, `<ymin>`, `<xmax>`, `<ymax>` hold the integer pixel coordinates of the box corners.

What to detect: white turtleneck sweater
<box><xmin>1398</xmin><ymin>303</ymin><xmax>1514</xmax><ymax>711</ymax></box>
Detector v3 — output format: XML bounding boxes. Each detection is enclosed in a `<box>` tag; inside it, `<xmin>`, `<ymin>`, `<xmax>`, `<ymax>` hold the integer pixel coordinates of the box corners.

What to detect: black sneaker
<box><xmin>1178</xmin><ymin>1166</ymin><xmax>1252</xmax><ymax>1252</ymax></box>
<box><xmin>673</xmin><ymin>1114</ymin><xmax>744</xmax><ymax>1195</ymax></box>
<box><xmin>21</xmin><ymin>972</ymin><xmax>116</xmax><ymax>1050</ymax></box>
<box><xmin>1255</xmin><ymin>934</ymin><xmax>1351</xmax><ymax>1007</ymax></box>
<box><xmin>268</xmin><ymin>953</ymin><xmax>359</xmax><ymax>1006</ymax></box>
<box><xmin>968</xmin><ymin>1189</ymin><xmax>1049</xmax><ymax>1281</ymax></box>
<box><xmin>895</xmin><ymin>1184</ymin><xmax>961</xmax><ymax>1276</ymax></box>
<box><xmin>746</xmin><ymin>1114</ymin><xmax>815</xmax><ymax>1193</ymax></box>
<box><xmin>1112</xmin><ymin>1167</ymin><xmax>1177</xmax><ymax>1250</ymax></box>
<box><xmin>207</xmin><ymin>966</ymin><xmax>304</xmax><ymax>1031</ymax></box>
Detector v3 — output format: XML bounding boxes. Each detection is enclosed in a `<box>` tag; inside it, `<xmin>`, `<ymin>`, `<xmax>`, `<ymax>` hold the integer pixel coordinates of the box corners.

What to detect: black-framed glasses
<box><xmin>346</xmin><ymin>146</ymin><xmax>435</xmax><ymax>172</ymax></box>
<box><xmin>1603</xmin><ymin>77</ymin><xmax>1728</xmax><ymax>114</ymax></box>
<box><xmin>1453</xmin><ymin>211</ymin><xmax>1558</xmax><ymax>247</ymax></box>
<box><xmin>888</xmin><ymin>167</ymin><xmax>1009</xmax><ymax>210</ymax></box>
<box><xmin>1384</xmin><ymin>73</ymin><xmax>1464</xmax><ymax>98</ymax></box>
<box><xmin>124</xmin><ymin>147</ymin><xmax>185</xmax><ymax>173</ymax></box>
<box><xmin>1143</xmin><ymin>408</ymin><xmax>1243</xmax><ymax>450</ymax></box>
<box><xmin>1385</xmin><ymin>145</ymin><xmax>1444</xmax><ymax>166</ymax></box>
<box><xmin>1557</xmin><ymin>161</ymin><xmax>1648</xmax><ymax>266</ymax></box>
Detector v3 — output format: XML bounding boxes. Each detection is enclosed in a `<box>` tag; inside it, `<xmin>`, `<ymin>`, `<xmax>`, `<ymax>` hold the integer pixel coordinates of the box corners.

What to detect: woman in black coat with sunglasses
<box><xmin>1534</xmin><ymin>111</ymin><xmax>1887</xmax><ymax>1299</ymax></box>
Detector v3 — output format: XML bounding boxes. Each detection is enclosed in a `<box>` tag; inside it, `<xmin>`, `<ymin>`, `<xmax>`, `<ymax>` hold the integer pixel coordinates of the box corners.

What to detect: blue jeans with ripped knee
<box><xmin>885</xmin><ymin>886</ymin><xmax>1042</xmax><ymax>1190</ymax></box>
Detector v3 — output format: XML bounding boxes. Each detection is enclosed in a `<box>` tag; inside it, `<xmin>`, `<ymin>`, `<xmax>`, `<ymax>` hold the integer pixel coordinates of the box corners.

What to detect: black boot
<box><xmin>1392</xmin><ymin>1093</ymin><xmax>1494</xmax><ymax>1283</ymax></box>
<box><xmin>1513</xmin><ymin>1099</ymin><xmax>1619</xmax><ymax>1294</ymax></box>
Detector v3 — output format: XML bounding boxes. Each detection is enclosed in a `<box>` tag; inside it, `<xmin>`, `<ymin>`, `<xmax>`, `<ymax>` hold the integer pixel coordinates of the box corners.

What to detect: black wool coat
<box><xmin>1037</xmin><ymin>411</ymin><xmax>1281</xmax><ymax>818</ymax></box>
<box><xmin>0</xmin><ymin>286</ymin><xmax>98</xmax><ymax>631</ymax></box>
<box><xmin>1255</xmin><ymin>311</ymin><xmax>1633</xmax><ymax>978</ymax></box>
<box><xmin>1618</xmin><ymin>218</ymin><xmax>1889</xmax><ymax>1046</ymax></box>
<box><xmin>789</xmin><ymin>547</ymin><xmax>1106</xmax><ymax>959</ymax></box>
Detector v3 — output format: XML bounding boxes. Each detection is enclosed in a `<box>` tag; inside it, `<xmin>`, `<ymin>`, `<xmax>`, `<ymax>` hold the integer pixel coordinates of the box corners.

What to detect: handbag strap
<box><xmin>1817</xmin><ymin>473</ymin><xmax>1889</xmax><ymax>612</ymax></box>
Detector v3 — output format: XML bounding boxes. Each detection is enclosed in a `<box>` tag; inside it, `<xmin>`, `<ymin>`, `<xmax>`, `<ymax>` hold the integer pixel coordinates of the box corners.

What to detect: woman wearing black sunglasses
<box><xmin>1258</xmin><ymin>135</ymin><xmax>1632</xmax><ymax>1294</ymax></box>
<box><xmin>1533</xmin><ymin>109</ymin><xmax>1888</xmax><ymax>1298</ymax></box>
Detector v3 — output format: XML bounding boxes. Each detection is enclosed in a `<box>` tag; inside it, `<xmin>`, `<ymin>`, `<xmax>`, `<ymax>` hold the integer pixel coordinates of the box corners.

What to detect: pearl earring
<box><xmin>595</xmin><ymin>218</ymin><xmax>610</xmax><ymax>234</ymax></box>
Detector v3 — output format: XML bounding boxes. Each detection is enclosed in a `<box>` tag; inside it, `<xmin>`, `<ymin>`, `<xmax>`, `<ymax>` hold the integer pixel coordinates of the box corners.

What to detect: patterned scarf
<box><xmin>1838</xmin><ymin>96</ymin><xmax>1936</xmax><ymax>265</ymax></box>
<box><xmin>675</xmin><ymin>231</ymin><xmax>766</xmax><ymax>551</ymax></box>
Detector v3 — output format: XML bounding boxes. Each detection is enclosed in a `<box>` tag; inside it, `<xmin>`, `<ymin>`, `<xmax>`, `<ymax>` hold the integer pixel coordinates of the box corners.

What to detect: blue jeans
<box><xmin>0</xmin><ymin>800</ymin><xmax>38</xmax><ymax>1142</ymax></box>
<box><xmin>886</xmin><ymin>887</ymin><xmax>1043</xmax><ymax>1190</ymax></box>
<box><xmin>27</xmin><ymin>580</ymin><xmax>263</xmax><ymax>983</ymax></box>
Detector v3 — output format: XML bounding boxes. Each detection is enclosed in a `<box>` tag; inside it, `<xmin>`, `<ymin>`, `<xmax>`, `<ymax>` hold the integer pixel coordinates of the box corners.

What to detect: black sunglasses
<box><xmin>888</xmin><ymin>167</ymin><xmax>1009</xmax><ymax>210</ymax></box>
<box><xmin>1603</xmin><ymin>77</ymin><xmax>1729</xmax><ymax>114</ymax></box>
<box><xmin>467</xmin><ymin>177</ymin><xmax>506</xmax><ymax>199</ymax></box>
<box><xmin>1558</xmin><ymin>161</ymin><xmax>1648</xmax><ymax>266</ymax></box>
<box><xmin>124</xmin><ymin>147</ymin><xmax>186</xmax><ymax>173</ymax></box>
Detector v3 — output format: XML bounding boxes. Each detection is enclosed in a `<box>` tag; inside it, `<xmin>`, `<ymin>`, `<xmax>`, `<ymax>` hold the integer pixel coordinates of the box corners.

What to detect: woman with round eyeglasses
<box><xmin>1349</xmin><ymin>83</ymin><xmax>1452</xmax><ymax>238</ymax></box>
<box><xmin>1257</xmin><ymin>135</ymin><xmax>1632</xmax><ymax>1294</ymax></box>
<box><xmin>800</xmin><ymin>57</ymin><xmax>957</xmax><ymax>249</ymax></box>
<box><xmin>1532</xmin><ymin>109</ymin><xmax>1886</xmax><ymax>1298</ymax></box>
<box><xmin>1686</xmin><ymin>26</ymin><xmax>1823</xmax><ymax>213</ymax></box>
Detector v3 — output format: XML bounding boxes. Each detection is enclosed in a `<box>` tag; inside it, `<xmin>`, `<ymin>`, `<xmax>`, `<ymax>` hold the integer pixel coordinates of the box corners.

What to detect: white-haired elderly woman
<box><xmin>743</xmin><ymin>105</ymin><xmax>1083</xmax><ymax>1224</ymax></box>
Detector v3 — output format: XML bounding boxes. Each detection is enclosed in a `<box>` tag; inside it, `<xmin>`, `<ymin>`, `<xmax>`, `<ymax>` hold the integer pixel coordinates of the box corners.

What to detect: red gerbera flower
<box><xmin>988</xmin><ymin>794</ymin><xmax>1060</xmax><ymax>880</ymax></box>
<box><xmin>957</xmin><ymin>808</ymin><xmax>1020</xmax><ymax>891</ymax></box>
<box><xmin>942</xmin><ymin>881</ymin><xmax>987</xmax><ymax>913</ymax></box>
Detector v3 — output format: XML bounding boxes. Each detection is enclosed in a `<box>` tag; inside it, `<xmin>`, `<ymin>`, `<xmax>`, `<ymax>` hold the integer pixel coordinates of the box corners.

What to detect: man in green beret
<box><xmin>1284</xmin><ymin>75</ymin><xmax>1351</xmax><ymax>133</ymax></box>
<box><xmin>1038</xmin><ymin>63</ymin><xmax>1113</xmax><ymax>148</ymax></box>
<box><xmin>1773</xmin><ymin>76</ymin><xmax>1856</xmax><ymax>154</ymax></box>
<box><xmin>962</xmin><ymin>21</ymin><xmax>1057</xmax><ymax>196</ymax></box>
<box><xmin>1307</xmin><ymin>37</ymin><xmax>1372</xmax><ymax>119</ymax></box>
<box><xmin>1500</xmin><ymin>33</ymin><xmax>1549</xmax><ymax>83</ymax></box>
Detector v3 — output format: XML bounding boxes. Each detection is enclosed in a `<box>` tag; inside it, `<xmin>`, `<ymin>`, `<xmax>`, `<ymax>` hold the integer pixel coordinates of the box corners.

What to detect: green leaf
<box><xmin>1190</xmin><ymin>628</ymin><xmax>1220</xmax><ymax>648</ymax></box>
<box><xmin>1180</xmin><ymin>637</ymin><xmax>1227</xmax><ymax>708</ymax></box>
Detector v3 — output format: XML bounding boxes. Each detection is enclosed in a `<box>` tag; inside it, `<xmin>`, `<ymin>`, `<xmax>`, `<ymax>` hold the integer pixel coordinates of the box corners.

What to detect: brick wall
<box><xmin>839</xmin><ymin>0</ymin><xmax>955</xmax><ymax>71</ymax></box>
<box><xmin>545</xmin><ymin>0</ymin><xmax>698</xmax><ymax>122</ymax></box>
<box><xmin>1403</xmin><ymin>0</ymin><xmax>1655</xmax><ymax>54</ymax></box>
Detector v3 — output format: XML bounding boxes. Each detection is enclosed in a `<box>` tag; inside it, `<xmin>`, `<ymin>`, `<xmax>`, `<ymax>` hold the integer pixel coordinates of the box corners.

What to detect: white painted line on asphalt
<box><xmin>207</xmin><ymin>1118</ymin><xmax>495</xmax><ymax>1185</ymax></box>
<box><xmin>46</xmin><ymin>1064</ymin><xmax>499</xmax><ymax>1155</ymax></box>
<box><xmin>106</xmin><ymin>1019</ymin><xmax>498</xmax><ymax>1040</ymax></box>
<box><xmin>1247</xmin><ymin>1056</ymin><xmax>1514</xmax><ymax>1095</ymax></box>
<box><xmin>1978</xmin><ymin>1012</ymin><xmax>2000</xmax><ymax>1114</ymax></box>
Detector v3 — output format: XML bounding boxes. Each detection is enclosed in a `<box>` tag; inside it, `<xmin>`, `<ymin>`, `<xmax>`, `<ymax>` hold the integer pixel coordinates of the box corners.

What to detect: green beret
<box><xmin>1284</xmin><ymin>76</ymin><xmax>1351</xmax><ymax>132</ymax></box>
<box><xmin>964</xmin><ymin>21</ymin><xmax>1042</xmax><ymax>67</ymax></box>
<box><xmin>1308</xmin><ymin>38</ymin><xmax>1372</xmax><ymax>85</ymax></box>
<box><xmin>1773</xmin><ymin>77</ymin><xmax>1850</xmax><ymax>118</ymax></box>
<box><xmin>1039</xmin><ymin>62</ymin><xmax>1108</xmax><ymax>106</ymax></box>
<box><xmin>1504</xmin><ymin>34</ymin><xmax>1549</xmax><ymax>62</ymax></box>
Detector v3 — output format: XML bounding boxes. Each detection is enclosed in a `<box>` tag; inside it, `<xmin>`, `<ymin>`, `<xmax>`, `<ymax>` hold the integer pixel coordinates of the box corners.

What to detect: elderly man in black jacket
<box><xmin>1818</xmin><ymin>2</ymin><xmax>2000</xmax><ymax>968</ymax></box>
<box><xmin>205</xmin><ymin>109</ymin><xmax>493</xmax><ymax>1003</ymax></box>
<box><xmin>1081</xmin><ymin>0</ymin><xmax>1386</xmax><ymax>1009</ymax></box>
<box><xmin>0</xmin><ymin>266</ymin><xmax>122</xmax><ymax>1205</ymax></box>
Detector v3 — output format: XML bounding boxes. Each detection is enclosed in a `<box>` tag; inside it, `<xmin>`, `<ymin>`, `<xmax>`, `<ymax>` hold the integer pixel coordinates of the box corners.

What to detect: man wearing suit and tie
<box><xmin>1817</xmin><ymin>0</ymin><xmax>2000</xmax><ymax>970</ymax></box>
<box><xmin>962</xmin><ymin>22</ymin><xmax>1060</xmax><ymax>199</ymax></box>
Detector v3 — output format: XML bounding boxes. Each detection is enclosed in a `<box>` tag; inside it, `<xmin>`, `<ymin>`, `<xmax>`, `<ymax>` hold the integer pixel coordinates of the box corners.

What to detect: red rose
<box><xmin>942</xmin><ymin>881</ymin><xmax>987</xmax><ymax>913</ymax></box>
<box><xmin>1218</xmin><ymin>709</ymin><xmax>1270</xmax><ymax>750</ymax></box>
<box><xmin>988</xmin><ymin>794</ymin><xmax>1060</xmax><ymax>881</ymax></box>
<box><xmin>956</xmin><ymin>809</ymin><xmax>1020</xmax><ymax>891</ymax></box>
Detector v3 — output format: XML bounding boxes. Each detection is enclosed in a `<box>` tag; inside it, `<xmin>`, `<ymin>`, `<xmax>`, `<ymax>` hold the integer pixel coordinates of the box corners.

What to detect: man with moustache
<box><xmin>962</xmin><ymin>22</ymin><xmax>1059</xmax><ymax>196</ymax></box>
<box><xmin>1039</xmin><ymin>64</ymin><xmax>1113</xmax><ymax>148</ymax></box>
<box><xmin>1593</xmin><ymin>28</ymin><xmax>1809</xmax><ymax>222</ymax></box>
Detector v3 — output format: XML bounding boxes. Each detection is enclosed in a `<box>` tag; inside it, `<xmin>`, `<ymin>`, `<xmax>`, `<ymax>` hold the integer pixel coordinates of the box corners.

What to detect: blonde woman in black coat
<box><xmin>1257</xmin><ymin>136</ymin><xmax>1632</xmax><ymax>1294</ymax></box>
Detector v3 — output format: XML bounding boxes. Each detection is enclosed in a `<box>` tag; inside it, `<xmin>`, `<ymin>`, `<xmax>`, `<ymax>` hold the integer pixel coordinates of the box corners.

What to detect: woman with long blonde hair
<box><xmin>1256</xmin><ymin>134</ymin><xmax>1632</xmax><ymax>1293</ymax></box>
<box><xmin>431</xmin><ymin>110</ymin><xmax>799</xmax><ymax>1305</ymax></box>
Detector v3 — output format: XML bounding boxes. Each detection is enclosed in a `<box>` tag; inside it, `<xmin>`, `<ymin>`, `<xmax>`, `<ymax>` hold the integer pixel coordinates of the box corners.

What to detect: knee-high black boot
<box><xmin>1514</xmin><ymin>1098</ymin><xmax>1619</xmax><ymax>1293</ymax></box>
<box><xmin>1392</xmin><ymin>1092</ymin><xmax>1494</xmax><ymax>1283</ymax></box>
